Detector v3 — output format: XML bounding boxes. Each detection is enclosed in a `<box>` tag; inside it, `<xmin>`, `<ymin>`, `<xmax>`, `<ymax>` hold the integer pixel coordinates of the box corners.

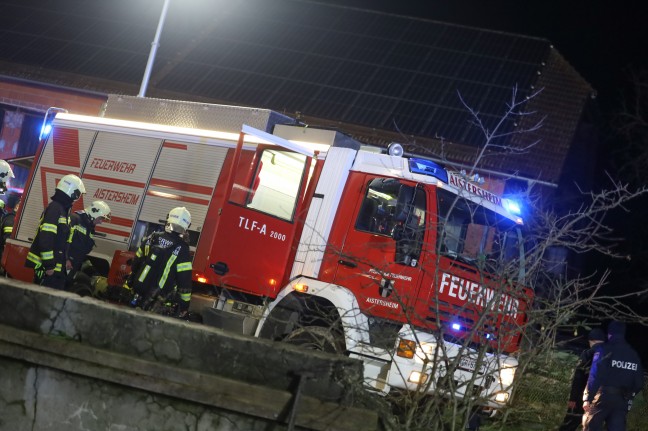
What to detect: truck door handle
<box><xmin>338</xmin><ymin>260</ymin><xmax>357</xmax><ymax>268</ymax></box>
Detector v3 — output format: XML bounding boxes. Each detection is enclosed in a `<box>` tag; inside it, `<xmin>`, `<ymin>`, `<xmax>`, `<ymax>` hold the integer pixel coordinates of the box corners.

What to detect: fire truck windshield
<box><xmin>437</xmin><ymin>188</ymin><xmax>525</xmax><ymax>281</ymax></box>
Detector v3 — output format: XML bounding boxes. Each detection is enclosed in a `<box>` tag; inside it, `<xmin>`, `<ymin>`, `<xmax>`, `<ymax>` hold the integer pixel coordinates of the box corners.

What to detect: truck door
<box><xmin>210</xmin><ymin>146</ymin><xmax>314</xmax><ymax>298</ymax></box>
<box><xmin>331</xmin><ymin>176</ymin><xmax>427</xmax><ymax>321</ymax></box>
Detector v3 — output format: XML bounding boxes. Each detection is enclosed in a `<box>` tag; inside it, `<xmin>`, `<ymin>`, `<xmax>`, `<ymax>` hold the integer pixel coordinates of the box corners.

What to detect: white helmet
<box><xmin>0</xmin><ymin>160</ymin><xmax>14</xmax><ymax>194</ymax></box>
<box><xmin>56</xmin><ymin>174</ymin><xmax>86</xmax><ymax>200</ymax></box>
<box><xmin>166</xmin><ymin>206</ymin><xmax>191</xmax><ymax>232</ymax></box>
<box><xmin>0</xmin><ymin>160</ymin><xmax>14</xmax><ymax>180</ymax></box>
<box><xmin>85</xmin><ymin>200</ymin><xmax>111</xmax><ymax>221</ymax></box>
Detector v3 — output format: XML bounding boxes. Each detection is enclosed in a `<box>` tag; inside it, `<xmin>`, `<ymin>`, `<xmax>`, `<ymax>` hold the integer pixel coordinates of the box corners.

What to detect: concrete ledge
<box><xmin>0</xmin><ymin>279</ymin><xmax>379</xmax><ymax>430</ymax></box>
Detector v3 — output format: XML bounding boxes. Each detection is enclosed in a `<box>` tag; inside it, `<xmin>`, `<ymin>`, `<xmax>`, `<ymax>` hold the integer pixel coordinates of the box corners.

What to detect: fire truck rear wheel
<box><xmin>283</xmin><ymin>326</ymin><xmax>344</xmax><ymax>354</ymax></box>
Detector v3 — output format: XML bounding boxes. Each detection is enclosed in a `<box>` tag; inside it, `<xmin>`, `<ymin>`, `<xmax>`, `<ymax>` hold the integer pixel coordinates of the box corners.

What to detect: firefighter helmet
<box><xmin>0</xmin><ymin>160</ymin><xmax>14</xmax><ymax>194</ymax></box>
<box><xmin>85</xmin><ymin>200</ymin><xmax>111</xmax><ymax>222</ymax></box>
<box><xmin>0</xmin><ymin>160</ymin><xmax>15</xmax><ymax>180</ymax></box>
<box><xmin>166</xmin><ymin>206</ymin><xmax>191</xmax><ymax>232</ymax></box>
<box><xmin>56</xmin><ymin>174</ymin><xmax>86</xmax><ymax>200</ymax></box>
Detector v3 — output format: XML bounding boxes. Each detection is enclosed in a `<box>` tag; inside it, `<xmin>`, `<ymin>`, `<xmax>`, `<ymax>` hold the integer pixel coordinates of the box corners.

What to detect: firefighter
<box><xmin>0</xmin><ymin>159</ymin><xmax>14</xmax><ymax>194</ymax></box>
<box><xmin>25</xmin><ymin>174</ymin><xmax>85</xmax><ymax>289</ymax></box>
<box><xmin>583</xmin><ymin>321</ymin><xmax>644</xmax><ymax>431</ymax></box>
<box><xmin>65</xmin><ymin>200</ymin><xmax>111</xmax><ymax>286</ymax></box>
<box><xmin>0</xmin><ymin>197</ymin><xmax>20</xmax><ymax>275</ymax></box>
<box><xmin>558</xmin><ymin>328</ymin><xmax>606</xmax><ymax>431</ymax></box>
<box><xmin>125</xmin><ymin>206</ymin><xmax>193</xmax><ymax>317</ymax></box>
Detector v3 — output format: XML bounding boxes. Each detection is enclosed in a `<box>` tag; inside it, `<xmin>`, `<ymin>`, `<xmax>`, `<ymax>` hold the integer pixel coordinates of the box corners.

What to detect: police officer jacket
<box><xmin>128</xmin><ymin>230</ymin><xmax>193</xmax><ymax>312</ymax></box>
<box><xmin>584</xmin><ymin>335</ymin><xmax>644</xmax><ymax>402</ymax></box>
<box><xmin>67</xmin><ymin>211</ymin><xmax>96</xmax><ymax>272</ymax></box>
<box><xmin>25</xmin><ymin>190</ymin><xmax>73</xmax><ymax>273</ymax></box>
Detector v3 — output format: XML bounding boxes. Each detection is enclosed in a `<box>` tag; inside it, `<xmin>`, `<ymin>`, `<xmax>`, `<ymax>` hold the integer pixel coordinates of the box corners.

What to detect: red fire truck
<box><xmin>3</xmin><ymin>96</ymin><xmax>531</xmax><ymax>411</ymax></box>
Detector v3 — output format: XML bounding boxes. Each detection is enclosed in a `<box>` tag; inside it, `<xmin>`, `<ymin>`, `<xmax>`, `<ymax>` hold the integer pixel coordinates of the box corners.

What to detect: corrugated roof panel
<box><xmin>9</xmin><ymin>8</ymin><xmax>59</xmax><ymax>35</ymax></box>
<box><xmin>327</xmin><ymin>8</ymin><xmax>377</xmax><ymax>32</ymax></box>
<box><xmin>383</xmin><ymin>42</ymin><xmax>431</xmax><ymax>71</ymax></box>
<box><xmin>509</xmin><ymin>37</ymin><xmax>550</xmax><ymax>63</ymax></box>
<box><xmin>364</xmin><ymin>14</ymin><xmax>410</xmax><ymax>41</ymax></box>
<box><xmin>9</xmin><ymin>37</ymin><xmax>61</xmax><ymax>65</ymax></box>
<box><xmin>363</xmin><ymin>68</ymin><xmax>415</xmax><ymax>98</ymax></box>
<box><xmin>402</xmin><ymin>74</ymin><xmax>453</xmax><ymax>103</ymax></box>
<box><xmin>0</xmin><ymin>4</ymin><xmax>25</xmax><ymax>30</ymax></box>
<box><xmin>228</xmin><ymin>75</ymin><xmax>288</xmax><ymax>106</ymax></box>
<box><xmin>327</xmin><ymin>61</ymin><xmax>379</xmax><ymax>89</ymax></box>
<box><xmin>191</xmin><ymin>68</ymin><xmax>253</xmax><ymax>99</ymax></box>
<box><xmin>262</xmin><ymin>50</ymin><xmax>309</xmax><ymax>79</ymax></box>
<box><xmin>311</xmin><ymin>87</ymin><xmax>363</xmax><ymax>119</ymax></box>
<box><xmin>289</xmin><ymin>55</ymin><xmax>338</xmax><ymax>83</ymax></box>
<box><xmin>435</xmin><ymin>26</ymin><xmax>480</xmax><ymax>52</ymax></box>
<box><xmin>401</xmin><ymin>19</ymin><xmax>447</xmax><ymax>45</ymax></box>
<box><xmin>348</xmin><ymin>36</ymin><xmax>398</xmax><ymax>64</ymax></box>
<box><xmin>420</xmin><ymin>49</ymin><xmax>466</xmax><ymax>76</ymax></box>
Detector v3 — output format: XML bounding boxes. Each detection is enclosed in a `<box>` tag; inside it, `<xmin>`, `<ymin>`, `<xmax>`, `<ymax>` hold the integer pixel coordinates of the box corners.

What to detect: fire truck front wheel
<box><xmin>283</xmin><ymin>326</ymin><xmax>344</xmax><ymax>354</ymax></box>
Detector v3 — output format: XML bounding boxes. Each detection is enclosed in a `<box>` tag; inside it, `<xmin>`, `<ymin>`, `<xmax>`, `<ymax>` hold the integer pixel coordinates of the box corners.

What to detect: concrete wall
<box><xmin>0</xmin><ymin>279</ymin><xmax>379</xmax><ymax>431</ymax></box>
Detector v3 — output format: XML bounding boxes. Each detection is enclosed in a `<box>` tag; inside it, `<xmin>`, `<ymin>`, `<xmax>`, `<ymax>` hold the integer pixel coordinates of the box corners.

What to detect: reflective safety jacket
<box><xmin>25</xmin><ymin>191</ymin><xmax>72</xmax><ymax>273</ymax></box>
<box><xmin>67</xmin><ymin>211</ymin><xmax>96</xmax><ymax>272</ymax></box>
<box><xmin>0</xmin><ymin>210</ymin><xmax>14</xmax><ymax>247</ymax></box>
<box><xmin>128</xmin><ymin>230</ymin><xmax>193</xmax><ymax>312</ymax></box>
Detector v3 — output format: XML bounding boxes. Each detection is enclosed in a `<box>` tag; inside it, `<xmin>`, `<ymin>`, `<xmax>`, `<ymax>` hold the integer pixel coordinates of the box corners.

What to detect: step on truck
<box><xmin>3</xmin><ymin>95</ymin><xmax>532</xmax><ymax>413</ymax></box>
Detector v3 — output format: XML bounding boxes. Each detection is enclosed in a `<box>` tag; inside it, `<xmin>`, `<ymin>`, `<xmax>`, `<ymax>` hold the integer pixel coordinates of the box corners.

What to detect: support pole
<box><xmin>138</xmin><ymin>0</ymin><xmax>171</xmax><ymax>97</ymax></box>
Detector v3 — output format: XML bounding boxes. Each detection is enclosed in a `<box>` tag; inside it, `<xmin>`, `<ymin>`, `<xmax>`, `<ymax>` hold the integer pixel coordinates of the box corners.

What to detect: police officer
<box><xmin>583</xmin><ymin>321</ymin><xmax>644</xmax><ymax>431</ymax></box>
<box><xmin>125</xmin><ymin>207</ymin><xmax>193</xmax><ymax>317</ymax></box>
<box><xmin>0</xmin><ymin>159</ymin><xmax>14</xmax><ymax>194</ymax></box>
<box><xmin>558</xmin><ymin>328</ymin><xmax>606</xmax><ymax>431</ymax></box>
<box><xmin>66</xmin><ymin>200</ymin><xmax>111</xmax><ymax>285</ymax></box>
<box><xmin>25</xmin><ymin>174</ymin><xmax>85</xmax><ymax>289</ymax></box>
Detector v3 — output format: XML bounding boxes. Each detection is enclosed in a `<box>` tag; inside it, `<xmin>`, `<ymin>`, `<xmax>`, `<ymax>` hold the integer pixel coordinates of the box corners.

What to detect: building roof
<box><xmin>0</xmin><ymin>0</ymin><xmax>593</xmax><ymax>185</ymax></box>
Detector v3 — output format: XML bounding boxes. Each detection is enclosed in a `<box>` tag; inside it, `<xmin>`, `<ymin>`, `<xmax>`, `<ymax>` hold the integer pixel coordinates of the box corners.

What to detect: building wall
<box><xmin>0</xmin><ymin>79</ymin><xmax>106</xmax><ymax>115</ymax></box>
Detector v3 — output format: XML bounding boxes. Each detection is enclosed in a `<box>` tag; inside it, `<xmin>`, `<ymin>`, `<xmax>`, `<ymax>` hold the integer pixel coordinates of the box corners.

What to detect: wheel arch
<box><xmin>257</xmin><ymin>277</ymin><xmax>371</xmax><ymax>351</ymax></box>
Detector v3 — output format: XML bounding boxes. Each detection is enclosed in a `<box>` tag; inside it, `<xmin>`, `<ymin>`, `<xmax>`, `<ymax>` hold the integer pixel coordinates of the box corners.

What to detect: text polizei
<box><xmin>612</xmin><ymin>360</ymin><xmax>639</xmax><ymax>371</ymax></box>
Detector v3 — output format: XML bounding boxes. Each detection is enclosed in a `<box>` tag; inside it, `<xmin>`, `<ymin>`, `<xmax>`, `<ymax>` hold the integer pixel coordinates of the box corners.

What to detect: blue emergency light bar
<box><xmin>408</xmin><ymin>158</ymin><xmax>448</xmax><ymax>183</ymax></box>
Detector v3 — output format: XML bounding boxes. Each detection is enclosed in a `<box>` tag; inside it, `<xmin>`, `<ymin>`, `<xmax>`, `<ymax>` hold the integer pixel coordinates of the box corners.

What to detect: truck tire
<box><xmin>283</xmin><ymin>326</ymin><xmax>344</xmax><ymax>354</ymax></box>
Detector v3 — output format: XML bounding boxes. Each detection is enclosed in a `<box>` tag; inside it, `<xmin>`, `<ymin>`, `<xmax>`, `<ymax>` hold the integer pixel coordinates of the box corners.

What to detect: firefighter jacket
<box><xmin>584</xmin><ymin>335</ymin><xmax>644</xmax><ymax>403</ymax></box>
<box><xmin>67</xmin><ymin>211</ymin><xmax>96</xmax><ymax>272</ymax></box>
<box><xmin>128</xmin><ymin>230</ymin><xmax>193</xmax><ymax>312</ymax></box>
<box><xmin>0</xmin><ymin>210</ymin><xmax>14</xmax><ymax>247</ymax></box>
<box><xmin>25</xmin><ymin>190</ymin><xmax>73</xmax><ymax>273</ymax></box>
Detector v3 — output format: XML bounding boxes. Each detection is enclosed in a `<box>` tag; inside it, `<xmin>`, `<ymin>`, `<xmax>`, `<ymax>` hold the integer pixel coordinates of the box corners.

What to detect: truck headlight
<box><xmin>419</xmin><ymin>341</ymin><xmax>437</xmax><ymax>359</ymax></box>
<box><xmin>499</xmin><ymin>364</ymin><xmax>516</xmax><ymax>387</ymax></box>
<box><xmin>408</xmin><ymin>371</ymin><xmax>429</xmax><ymax>384</ymax></box>
<box><xmin>494</xmin><ymin>391</ymin><xmax>509</xmax><ymax>403</ymax></box>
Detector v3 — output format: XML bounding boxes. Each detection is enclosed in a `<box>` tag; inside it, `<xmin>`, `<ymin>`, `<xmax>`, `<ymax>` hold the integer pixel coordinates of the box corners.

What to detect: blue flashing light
<box><xmin>409</xmin><ymin>158</ymin><xmax>448</xmax><ymax>183</ymax></box>
<box><xmin>503</xmin><ymin>199</ymin><xmax>521</xmax><ymax>215</ymax></box>
<box><xmin>451</xmin><ymin>323</ymin><xmax>461</xmax><ymax>331</ymax></box>
<box><xmin>40</xmin><ymin>123</ymin><xmax>52</xmax><ymax>138</ymax></box>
